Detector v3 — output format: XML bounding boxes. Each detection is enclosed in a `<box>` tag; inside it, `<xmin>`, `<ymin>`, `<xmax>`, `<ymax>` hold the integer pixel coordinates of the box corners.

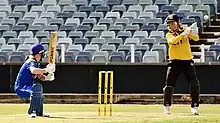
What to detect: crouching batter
<box><xmin>163</xmin><ymin>14</ymin><xmax>200</xmax><ymax>115</ymax></box>
<box><xmin>14</xmin><ymin>43</ymin><xmax>55</xmax><ymax>118</ymax></box>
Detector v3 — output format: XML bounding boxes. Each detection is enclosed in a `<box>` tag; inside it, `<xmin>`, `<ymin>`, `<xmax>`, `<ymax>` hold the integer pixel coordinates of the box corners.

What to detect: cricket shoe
<box><xmin>191</xmin><ymin>107</ymin><xmax>199</xmax><ymax>115</ymax></box>
<box><xmin>38</xmin><ymin>113</ymin><xmax>50</xmax><ymax>117</ymax></box>
<box><xmin>164</xmin><ymin>106</ymin><xmax>171</xmax><ymax>115</ymax></box>
<box><xmin>29</xmin><ymin>111</ymin><xmax>37</xmax><ymax>118</ymax></box>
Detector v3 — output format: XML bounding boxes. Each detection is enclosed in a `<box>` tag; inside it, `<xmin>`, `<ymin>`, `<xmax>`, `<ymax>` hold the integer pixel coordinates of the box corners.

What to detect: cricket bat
<box><xmin>48</xmin><ymin>32</ymin><xmax>57</xmax><ymax>64</ymax></box>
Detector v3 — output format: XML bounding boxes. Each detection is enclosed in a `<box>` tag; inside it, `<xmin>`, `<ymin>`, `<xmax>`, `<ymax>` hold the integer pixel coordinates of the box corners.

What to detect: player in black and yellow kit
<box><xmin>163</xmin><ymin>14</ymin><xmax>200</xmax><ymax>115</ymax></box>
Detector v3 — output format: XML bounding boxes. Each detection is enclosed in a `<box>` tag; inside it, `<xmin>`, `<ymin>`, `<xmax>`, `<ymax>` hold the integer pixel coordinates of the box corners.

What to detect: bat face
<box><xmin>48</xmin><ymin>32</ymin><xmax>57</xmax><ymax>64</ymax></box>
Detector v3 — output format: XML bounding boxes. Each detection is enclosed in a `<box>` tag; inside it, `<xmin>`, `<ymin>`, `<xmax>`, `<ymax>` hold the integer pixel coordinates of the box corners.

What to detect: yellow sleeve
<box><xmin>188</xmin><ymin>33</ymin><xmax>199</xmax><ymax>41</ymax></box>
<box><xmin>166</xmin><ymin>32</ymin><xmax>184</xmax><ymax>45</ymax></box>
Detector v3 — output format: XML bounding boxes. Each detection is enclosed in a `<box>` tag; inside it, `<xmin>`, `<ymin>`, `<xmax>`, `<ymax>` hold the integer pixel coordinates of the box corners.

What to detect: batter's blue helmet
<box><xmin>31</xmin><ymin>43</ymin><xmax>45</xmax><ymax>55</ymax></box>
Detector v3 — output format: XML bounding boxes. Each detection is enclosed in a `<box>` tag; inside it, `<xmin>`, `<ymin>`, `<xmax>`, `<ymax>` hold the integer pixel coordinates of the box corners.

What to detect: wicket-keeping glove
<box><xmin>45</xmin><ymin>64</ymin><xmax>56</xmax><ymax>73</ymax></box>
<box><xmin>45</xmin><ymin>73</ymin><xmax>55</xmax><ymax>81</ymax></box>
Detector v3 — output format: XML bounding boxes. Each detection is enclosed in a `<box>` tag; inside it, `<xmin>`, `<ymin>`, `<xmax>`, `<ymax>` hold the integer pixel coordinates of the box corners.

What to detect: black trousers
<box><xmin>164</xmin><ymin>60</ymin><xmax>200</xmax><ymax>107</ymax></box>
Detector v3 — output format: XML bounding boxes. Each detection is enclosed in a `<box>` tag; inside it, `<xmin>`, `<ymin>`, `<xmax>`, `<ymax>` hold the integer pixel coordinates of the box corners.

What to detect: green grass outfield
<box><xmin>0</xmin><ymin>104</ymin><xmax>220</xmax><ymax>123</ymax></box>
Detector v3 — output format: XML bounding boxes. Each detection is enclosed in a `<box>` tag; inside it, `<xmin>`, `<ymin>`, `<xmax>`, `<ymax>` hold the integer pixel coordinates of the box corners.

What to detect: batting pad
<box><xmin>28</xmin><ymin>83</ymin><xmax>43</xmax><ymax>115</ymax></box>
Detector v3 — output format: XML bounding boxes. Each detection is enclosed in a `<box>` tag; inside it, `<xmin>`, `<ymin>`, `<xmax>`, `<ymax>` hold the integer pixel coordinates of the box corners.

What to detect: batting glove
<box><xmin>181</xmin><ymin>27</ymin><xmax>191</xmax><ymax>37</ymax></box>
<box><xmin>45</xmin><ymin>64</ymin><xmax>56</xmax><ymax>73</ymax></box>
<box><xmin>45</xmin><ymin>73</ymin><xmax>55</xmax><ymax>81</ymax></box>
<box><xmin>190</xmin><ymin>22</ymin><xmax>198</xmax><ymax>35</ymax></box>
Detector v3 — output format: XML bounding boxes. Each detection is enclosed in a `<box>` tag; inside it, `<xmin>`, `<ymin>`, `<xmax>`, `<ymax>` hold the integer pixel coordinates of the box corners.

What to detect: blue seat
<box><xmin>156</xmin><ymin>12</ymin><xmax>169</xmax><ymax>23</ymax></box>
<box><xmin>209</xmin><ymin>45</ymin><xmax>220</xmax><ymax>56</ymax></box>
<box><xmin>65</xmin><ymin>52</ymin><xmax>77</xmax><ymax>62</ymax></box>
<box><xmin>205</xmin><ymin>51</ymin><xmax>216</xmax><ymax>62</ymax></box>
<box><xmin>75</xmin><ymin>51</ymin><xmax>92</xmax><ymax>62</ymax></box>
<box><xmin>109</xmin><ymin>51</ymin><xmax>125</xmax><ymax>62</ymax></box>
<box><xmin>126</xmin><ymin>51</ymin><xmax>142</xmax><ymax>62</ymax></box>
<box><xmin>141</xmin><ymin>25</ymin><xmax>156</xmax><ymax>34</ymax></box>
<box><xmin>181</xmin><ymin>18</ymin><xmax>195</xmax><ymax>26</ymax></box>
<box><xmin>161</xmin><ymin>5</ymin><xmax>177</xmax><ymax>14</ymax></box>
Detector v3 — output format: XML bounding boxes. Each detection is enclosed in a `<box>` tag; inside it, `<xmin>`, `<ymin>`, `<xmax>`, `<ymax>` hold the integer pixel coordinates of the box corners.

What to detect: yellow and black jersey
<box><xmin>166</xmin><ymin>27</ymin><xmax>199</xmax><ymax>60</ymax></box>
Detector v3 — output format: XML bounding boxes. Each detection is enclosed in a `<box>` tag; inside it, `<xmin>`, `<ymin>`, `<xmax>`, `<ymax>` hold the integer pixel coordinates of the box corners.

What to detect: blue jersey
<box><xmin>14</xmin><ymin>56</ymin><xmax>39</xmax><ymax>90</ymax></box>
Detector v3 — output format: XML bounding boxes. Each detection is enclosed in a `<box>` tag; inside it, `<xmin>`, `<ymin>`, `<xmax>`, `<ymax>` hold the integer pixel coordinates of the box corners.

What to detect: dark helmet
<box><xmin>31</xmin><ymin>43</ymin><xmax>45</xmax><ymax>56</ymax></box>
<box><xmin>166</xmin><ymin>14</ymin><xmax>179</xmax><ymax>23</ymax></box>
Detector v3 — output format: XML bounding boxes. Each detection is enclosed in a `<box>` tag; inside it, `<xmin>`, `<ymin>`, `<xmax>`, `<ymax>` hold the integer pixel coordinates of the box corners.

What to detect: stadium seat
<box><xmin>58</xmin><ymin>0</ymin><xmax>72</xmax><ymax>6</ymax></box>
<box><xmin>154</xmin><ymin>0</ymin><xmax>169</xmax><ymax>10</ymax></box>
<box><xmin>135</xmin><ymin>44</ymin><xmax>150</xmax><ymax>54</ymax></box>
<box><xmin>141</xmin><ymin>38</ymin><xmax>157</xmax><ymax>48</ymax></box>
<box><xmin>109</xmin><ymin>51</ymin><xmax>125</xmax><ymax>62</ymax></box>
<box><xmin>18</xmin><ymin>31</ymin><xmax>34</xmax><ymax>39</ymax></box>
<box><xmin>11</xmin><ymin>25</ymin><xmax>27</xmax><ymax>34</ymax></box>
<box><xmin>106</xmin><ymin>12</ymin><xmax>120</xmax><ymax>23</ymax></box>
<box><xmin>68</xmin><ymin>31</ymin><xmax>83</xmax><ymax>42</ymax></box>
<box><xmin>141</xmin><ymin>24</ymin><xmax>156</xmax><ymax>34</ymax></box>
<box><xmin>67</xmin><ymin>45</ymin><xmax>83</xmax><ymax>52</ymax></box>
<box><xmin>151</xmin><ymin>44</ymin><xmax>167</xmax><ymax>62</ymax></box>
<box><xmin>24</xmin><ymin>12</ymin><xmax>39</xmax><ymax>21</ymax></box>
<box><xmin>149</xmin><ymin>31</ymin><xmax>164</xmax><ymax>39</ymax></box>
<box><xmin>143</xmin><ymin>51</ymin><xmax>159</xmax><ymax>63</ymax></box>
<box><xmin>139</xmin><ymin>0</ymin><xmax>153</xmax><ymax>7</ymax></box>
<box><xmin>35</xmin><ymin>31</ymin><xmax>50</xmax><ymax>40</ymax></box>
<box><xmin>209</xmin><ymin>45</ymin><xmax>220</xmax><ymax>56</ymax></box>
<box><xmin>43</xmin><ymin>0</ymin><xmax>56</xmax><ymax>7</ymax></box>
<box><xmin>8</xmin><ymin>12</ymin><xmax>23</xmax><ymax>21</ymax></box>
<box><xmin>106</xmin><ymin>38</ymin><xmax>123</xmax><ymax>48</ymax></box>
<box><xmin>84</xmin><ymin>44</ymin><xmax>99</xmax><ymax>52</ymax></box>
<box><xmin>125</xmin><ymin>25</ymin><xmax>140</xmax><ymax>35</ymax></box>
<box><xmin>8</xmin><ymin>51</ymin><xmax>25</xmax><ymax>62</ymax></box>
<box><xmin>127</xmin><ymin>5</ymin><xmax>142</xmax><ymax>16</ymax></box>
<box><xmin>62</xmin><ymin>5</ymin><xmax>77</xmax><ymax>14</ymax></box>
<box><xmin>30</xmin><ymin>6</ymin><xmax>45</xmax><ymax>15</ymax></box>
<box><xmin>170</xmin><ymin>0</ymin><xmax>185</xmax><ymax>8</ymax></box>
<box><xmin>28</xmin><ymin>25</ymin><xmax>43</xmax><ymax>35</ymax></box>
<box><xmin>156</xmin><ymin>12</ymin><xmax>169</xmax><ymax>23</ymax></box>
<box><xmin>90</xmin><ymin>0</ymin><xmax>105</xmax><ymax>7</ymax></box>
<box><xmin>56</xmin><ymin>12</ymin><xmax>73</xmax><ymax>22</ymax></box>
<box><xmin>157</xmin><ymin>24</ymin><xmax>168</xmax><ymax>34</ymax></box>
<box><xmin>40</xmin><ymin>12</ymin><xmax>55</xmax><ymax>22</ymax></box>
<box><xmin>92</xmin><ymin>51</ymin><xmax>109</xmax><ymax>63</ymax></box>
<box><xmin>76</xmin><ymin>25</ymin><xmax>92</xmax><ymax>35</ymax></box>
<box><xmin>111</xmin><ymin>5</ymin><xmax>126</xmax><ymax>16</ymax></box>
<box><xmin>95</xmin><ymin>6</ymin><xmax>110</xmax><ymax>16</ymax></box>
<box><xmin>0</xmin><ymin>44</ymin><xmax>16</xmax><ymax>53</ymax></box>
<box><xmin>74</xmin><ymin>38</ymin><xmax>89</xmax><ymax>48</ymax></box>
<box><xmin>57</xmin><ymin>38</ymin><xmax>72</xmax><ymax>49</ymax></box>
<box><xmin>133</xmin><ymin>31</ymin><xmax>148</xmax><ymax>41</ymax></box>
<box><xmin>27</xmin><ymin>0</ymin><xmax>42</xmax><ymax>6</ymax></box>
<box><xmin>98</xmin><ymin>18</ymin><xmax>114</xmax><ymax>29</ymax></box>
<box><xmin>138</xmin><ymin>12</ymin><xmax>156</xmax><ymax>21</ymax></box>
<box><xmin>116</xmin><ymin>31</ymin><xmax>132</xmax><ymax>42</ymax></box>
<box><xmin>49</xmin><ymin>18</ymin><xmax>64</xmax><ymax>28</ymax></box>
<box><xmin>114</xmin><ymin>18</ymin><xmax>129</xmax><ymax>28</ymax></box>
<box><xmin>0</xmin><ymin>0</ymin><xmax>8</xmax><ymax>6</ymax></box>
<box><xmin>75</xmin><ymin>51</ymin><xmax>92</xmax><ymax>62</ymax></box>
<box><xmin>195</xmin><ymin>5</ymin><xmax>210</xmax><ymax>22</ymax></box>
<box><xmin>0</xmin><ymin>51</ymin><xmax>9</xmax><ymax>62</ymax></box>
<box><xmin>43</xmin><ymin>25</ymin><xmax>59</xmax><ymax>32</ymax></box>
<box><xmin>1</xmin><ymin>19</ymin><xmax>16</xmax><ymax>28</ymax></box>
<box><xmin>124</xmin><ymin>38</ymin><xmax>140</xmax><ymax>45</ymax></box>
<box><xmin>126</xmin><ymin>51</ymin><xmax>142</xmax><ymax>62</ymax></box>
<box><xmin>205</xmin><ymin>51</ymin><xmax>216</xmax><ymax>62</ymax></box>
<box><xmin>100</xmin><ymin>31</ymin><xmax>116</xmax><ymax>41</ymax></box>
<box><xmin>84</xmin><ymin>31</ymin><xmax>100</xmax><ymax>42</ymax></box>
<box><xmin>72</xmin><ymin>12</ymin><xmax>87</xmax><ymax>23</ymax></box>
<box><xmin>82</xmin><ymin>18</ymin><xmax>97</xmax><ymax>29</ymax></box>
<box><xmin>131</xmin><ymin>18</ymin><xmax>146</xmax><ymax>29</ymax></box>
<box><xmin>64</xmin><ymin>51</ymin><xmax>77</xmax><ymax>62</ymax></box>
<box><xmin>100</xmin><ymin>44</ymin><xmax>116</xmax><ymax>54</ymax></box>
<box><xmin>178</xmin><ymin>5</ymin><xmax>193</xmax><ymax>14</ymax></box>
<box><xmin>40</xmin><ymin>38</ymin><xmax>49</xmax><ymax>45</ymax></box>
<box><xmin>23</xmin><ymin>38</ymin><xmax>39</xmax><ymax>45</ymax></box>
<box><xmin>89</xmin><ymin>12</ymin><xmax>104</xmax><ymax>22</ymax></box>
<box><xmin>121</xmin><ymin>12</ymin><xmax>137</xmax><ymax>22</ymax></box>
<box><xmin>78</xmin><ymin>6</ymin><xmax>93</xmax><ymax>16</ymax></box>
<box><xmin>90</xmin><ymin>38</ymin><xmax>106</xmax><ymax>48</ymax></box>
<box><xmin>202</xmin><ymin>0</ymin><xmax>217</xmax><ymax>18</ymax></box>
<box><xmin>46</xmin><ymin>5</ymin><xmax>61</xmax><ymax>15</ymax></box>
<box><xmin>7</xmin><ymin>38</ymin><xmax>23</xmax><ymax>47</ymax></box>
<box><xmin>2</xmin><ymin>31</ymin><xmax>17</xmax><ymax>41</ymax></box>
<box><xmin>17</xmin><ymin>44</ymin><xmax>31</xmax><ymax>55</ymax></box>
<box><xmin>109</xmin><ymin>25</ymin><xmax>124</xmax><ymax>35</ymax></box>
<box><xmin>0</xmin><ymin>5</ymin><xmax>11</xmax><ymax>16</ymax></box>
<box><xmin>147</xmin><ymin>18</ymin><xmax>163</xmax><ymax>29</ymax></box>
<box><xmin>181</xmin><ymin>18</ymin><xmax>195</xmax><ymax>26</ymax></box>
<box><xmin>144</xmin><ymin>5</ymin><xmax>159</xmax><ymax>17</ymax></box>
<box><xmin>92</xmin><ymin>25</ymin><xmax>108</xmax><ymax>36</ymax></box>
<box><xmin>117</xmin><ymin>44</ymin><xmax>131</xmax><ymax>55</ymax></box>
